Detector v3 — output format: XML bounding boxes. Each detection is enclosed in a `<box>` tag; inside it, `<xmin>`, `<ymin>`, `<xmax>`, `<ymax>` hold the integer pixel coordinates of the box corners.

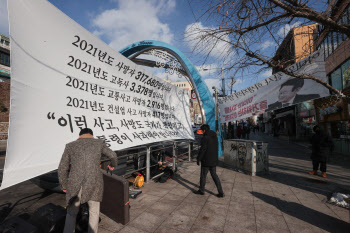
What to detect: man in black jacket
<box><xmin>194</xmin><ymin>124</ymin><xmax>224</xmax><ymax>197</ymax></box>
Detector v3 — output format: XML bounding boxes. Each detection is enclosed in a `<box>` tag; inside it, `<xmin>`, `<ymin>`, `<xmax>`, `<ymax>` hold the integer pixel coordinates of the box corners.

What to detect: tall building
<box><xmin>0</xmin><ymin>33</ymin><xmax>10</xmax><ymax>141</ymax></box>
<box><xmin>0</xmin><ymin>34</ymin><xmax>10</xmax><ymax>82</ymax></box>
<box><xmin>273</xmin><ymin>24</ymin><xmax>317</xmax><ymax>74</ymax></box>
<box><xmin>313</xmin><ymin>0</ymin><xmax>350</xmax><ymax>154</ymax></box>
<box><xmin>268</xmin><ymin>24</ymin><xmax>317</xmax><ymax>140</ymax></box>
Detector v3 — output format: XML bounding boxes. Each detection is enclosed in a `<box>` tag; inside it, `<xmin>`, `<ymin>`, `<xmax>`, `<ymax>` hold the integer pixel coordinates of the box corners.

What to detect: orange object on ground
<box><xmin>321</xmin><ymin>172</ymin><xmax>327</xmax><ymax>178</ymax></box>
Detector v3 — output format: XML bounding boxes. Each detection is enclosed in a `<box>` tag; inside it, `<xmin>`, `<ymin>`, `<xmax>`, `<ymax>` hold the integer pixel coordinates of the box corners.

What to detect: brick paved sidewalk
<box><xmin>95</xmin><ymin>132</ymin><xmax>350</xmax><ymax>233</ymax></box>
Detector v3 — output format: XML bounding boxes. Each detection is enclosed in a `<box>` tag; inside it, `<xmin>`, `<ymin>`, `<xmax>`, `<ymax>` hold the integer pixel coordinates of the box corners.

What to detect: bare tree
<box><xmin>186</xmin><ymin>0</ymin><xmax>350</xmax><ymax>96</ymax></box>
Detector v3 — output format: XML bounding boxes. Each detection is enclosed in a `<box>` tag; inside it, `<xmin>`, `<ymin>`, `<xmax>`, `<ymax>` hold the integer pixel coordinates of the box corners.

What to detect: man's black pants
<box><xmin>199</xmin><ymin>166</ymin><xmax>223</xmax><ymax>194</ymax></box>
<box><xmin>312</xmin><ymin>160</ymin><xmax>326</xmax><ymax>172</ymax></box>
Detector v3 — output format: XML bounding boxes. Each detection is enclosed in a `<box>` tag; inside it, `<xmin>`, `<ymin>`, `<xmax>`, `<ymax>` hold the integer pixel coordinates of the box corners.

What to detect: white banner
<box><xmin>1</xmin><ymin>0</ymin><xmax>193</xmax><ymax>190</ymax></box>
<box><xmin>218</xmin><ymin>50</ymin><xmax>329</xmax><ymax>123</ymax></box>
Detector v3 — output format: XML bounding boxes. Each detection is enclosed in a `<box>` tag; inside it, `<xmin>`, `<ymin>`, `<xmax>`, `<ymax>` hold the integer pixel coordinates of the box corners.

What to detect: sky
<box><xmin>0</xmin><ymin>0</ymin><xmax>279</xmax><ymax>95</ymax></box>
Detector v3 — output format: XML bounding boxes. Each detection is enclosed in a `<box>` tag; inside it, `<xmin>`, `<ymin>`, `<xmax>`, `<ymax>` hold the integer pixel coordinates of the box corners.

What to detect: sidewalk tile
<box><xmin>144</xmin><ymin>201</ymin><xmax>178</xmax><ymax>216</ymax></box>
<box><xmin>128</xmin><ymin>212</ymin><xmax>165</xmax><ymax>232</ymax></box>
<box><xmin>228</xmin><ymin>201</ymin><xmax>255</xmax><ymax>215</ymax></box>
<box><xmin>286</xmin><ymin>222</ymin><xmax>323</xmax><ymax>233</ymax></box>
<box><xmin>159</xmin><ymin>193</ymin><xmax>186</xmax><ymax>206</ymax></box>
<box><xmin>172</xmin><ymin>202</ymin><xmax>203</xmax><ymax>217</ymax></box>
<box><xmin>201</xmin><ymin>202</ymin><xmax>229</xmax><ymax>217</ymax></box>
<box><xmin>226</xmin><ymin>211</ymin><xmax>255</xmax><ymax>225</ymax></box>
<box><xmin>224</xmin><ymin>212</ymin><xmax>256</xmax><ymax>233</ymax></box>
<box><xmin>143</xmin><ymin>188</ymin><xmax>170</xmax><ymax>197</ymax></box>
<box><xmin>99</xmin><ymin>213</ymin><xmax>124</xmax><ymax>232</ymax></box>
<box><xmin>207</xmin><ymin>193</ymin><xmax>231</xmax><ymax>205</ymax></box>
<box><xmin>118</xmin><ymin>226</ymin><xmax>149</xmax><ymax>233</ymax></box>
<box><xmin>160</xmin><ymin>212</ymin><xmax>197</xmax><ymax>232</ymax></box>
<box><xmin>154</xmin><ymin>227</ymin><xmax>184</xmax><ymax>233</ymax></box>
<box><xmin>169</xmin><ymin>187</ymin><xmax>192</xmax><ymax>197</ymax></box>
<box><xmin>189</xmin><ymin>226</ymin><xmax>223</xmax><ymax>233</ymax></box>
<box><xmin>255</xmin><ymin>212</ymin><xmax>289</xmax><ymax>230</ymax></box>
<box><xmin>256</xmin><ymin>225</ymin><xmax>290</xmax><ymax>233</ymax></box>
<box><xmin>183</xmin><ymin>192</ymin><xmax>210</xmax><ymax>206</ymax></box>
<box><xmin>254</xmin><ymin>202</ymin><xmax>282</xmax><ymax>215</ymax></box>
<box><xmin>192</xmin><ymin>210</ymin><xmax>226</xmax><ymax>232</ymax></box>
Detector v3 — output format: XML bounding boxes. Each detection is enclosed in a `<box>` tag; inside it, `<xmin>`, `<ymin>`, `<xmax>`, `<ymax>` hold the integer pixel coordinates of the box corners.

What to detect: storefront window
<box><xmin>342</xmin><ymin>59</ymin><xmax>350</xmax><ymax>89</ymax></box>
<box><xmin>331</xmin><ymin>68</ymin><xmax>342</xmax><ymax>90</ymax></box>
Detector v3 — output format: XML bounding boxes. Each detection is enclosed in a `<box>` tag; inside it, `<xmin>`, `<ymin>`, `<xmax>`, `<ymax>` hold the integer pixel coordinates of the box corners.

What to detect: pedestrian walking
<box><xmin>194</xmin><ymin>124</ymin><xmax>224</xmax><ymax>197</ymax></box>
<box><xmin>58</xmin><ymin>128</ymin><xmax>118</xmax><ymax>233</ymax></box>
<box><xmin>242</xmin><ymin>126</ymin><xmax>247</xmax><ymax>139</ymax></box>
<box><xmin>246</xmin><ymin>127</ymin><xmax>251</xmax><ymax>139</ymax></box>
<box><xmin>237</xmin><ymin>126</ymin><xmax>242</xmax><ymax>139</ymax></box>
<box><xmin>308</xmin><ymin>125</ymin><xmax>332</xmax><ymax>178</ymax></box>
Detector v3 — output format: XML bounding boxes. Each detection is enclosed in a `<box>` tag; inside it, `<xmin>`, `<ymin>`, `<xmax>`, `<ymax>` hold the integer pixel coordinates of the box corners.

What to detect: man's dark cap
<box><xmin>200</xmin><ymin>124</ymin><xmax>210</xmax><ymax>131</ymax></box>
<box><xmin>79</xmin><ymin>128</ymin><xmax>93</xmax><ymax>136</ymax></box>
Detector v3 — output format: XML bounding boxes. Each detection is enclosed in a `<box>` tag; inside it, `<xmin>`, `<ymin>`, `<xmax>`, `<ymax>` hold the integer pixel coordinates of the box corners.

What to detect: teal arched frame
<box><xmin>120</xmin><ymin>40</ymin><xmax>223</xmax><ymax>157</ymax></box>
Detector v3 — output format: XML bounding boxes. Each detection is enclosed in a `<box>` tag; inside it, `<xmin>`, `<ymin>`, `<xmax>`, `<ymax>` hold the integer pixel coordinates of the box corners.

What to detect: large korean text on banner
<box><xmin>218</xmin><ymin>50</ymin><xmax>329</xmax><ymax>123</ymax></box>
<box><xmin>1</xmin><ymin>0</ymin><xmax>193</xmax><ymax>190</ymax></box>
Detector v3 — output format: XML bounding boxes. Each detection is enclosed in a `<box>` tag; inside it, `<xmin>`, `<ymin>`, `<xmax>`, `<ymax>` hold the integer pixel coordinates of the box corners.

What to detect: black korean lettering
<box><xmin>72</xmin><ymin>98</ymin><xmax>79</xmax><ymax>108</ymax></box>
<box><xmin>86</xmin><ymin>44</ymin><xmax>94</xmax><ymax>54</ymax></box>
<box><xmin>79</xmin><ymin>99</ymin><xmax>88</xmax><ymax>109</ymax></box>
<box><xmin>79</xmin><ymin>40</ymin><xmax>87</xmax><ymax>50</ymax></box>
<box><xmin>66</xmin><ymin>76</ymin><xmax>72</xmax><ymax>87</ymax></box>
<box><xmin>81</xmin><ymin>62</ymin><xmax>90</xmax><ymax>73</ymax></box>
<box><xmin>140</xmin><ymin>86</ymin><xmax>145</xmax><ymax>94</ymax></box>
<box><xmin>67</xmin><ymin>96</ymin><xmax>72</xmax><ymax>106</ymax></box>
<box><xmin>136</xmin><ymin>71</ymin><xmax>142</xmax><ymax>80</ymax></box>
<box><xmin>72</xmin><ymin>78</ymin><xmax>79</xmax><ymax>88</ymax></box>
<box><xmin>79</xmin><ymin>81</ymin><xmax>88</xmax><ymax>91</ymax></box>
<box><xmin>75</xmin><ymin>59</ymin><xmax>82</xmax><ymax>69</ymax></box>
<box><xmin>130</xmin><ymin>82</ymin><xmax>136</xmax><ymax>92</ymax></box>
<box><xmin>67</xmin><ymin>56</ymin><xmax>74</xmax><ymax>67</ymax></box>
<box><xmin>72</xmin><ymin>35</ymin><xmax>80</xmax><ymax>47</ymax></box>
<box><xmin>136</xmin><ymin>85</ymin><xmax>141</xmax><ymax>93</ymax></box>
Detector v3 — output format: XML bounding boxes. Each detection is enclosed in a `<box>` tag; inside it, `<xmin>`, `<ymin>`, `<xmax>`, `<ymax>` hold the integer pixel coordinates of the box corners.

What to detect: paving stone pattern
<box><xmin>95</xmin><ymin>133</ymin><xmax>350</xmax><ymax>232</ymax></box>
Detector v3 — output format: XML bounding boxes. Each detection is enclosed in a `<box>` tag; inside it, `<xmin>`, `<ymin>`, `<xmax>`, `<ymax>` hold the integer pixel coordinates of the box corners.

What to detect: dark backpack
<box><xmin>157</xmin><ymin>167</ymin><xmax>174</xmax><ymax>183</ymax></box>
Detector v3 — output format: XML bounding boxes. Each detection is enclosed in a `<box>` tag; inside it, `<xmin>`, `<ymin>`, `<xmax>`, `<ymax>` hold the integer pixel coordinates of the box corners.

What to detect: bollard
<box><xmin>172</xmin><ymin>142</ymin><xmax>176</xmax><ymax>172</ymax></box>
<box><xmin>146</xmin><ymin>146</ymin><xmax>150</xmax><ymax>183</ymax></box>
<box><xmin>188</xmin><ymin>141</ymin><xmax>191</xmax><ymax>162</ymax></box>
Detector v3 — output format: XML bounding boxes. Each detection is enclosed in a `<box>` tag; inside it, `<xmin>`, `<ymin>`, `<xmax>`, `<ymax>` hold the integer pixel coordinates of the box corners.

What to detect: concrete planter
<box><xmin>223</xmin><ymin>139</ymin><xmax>268</xmax><ymax>176</ymax></box>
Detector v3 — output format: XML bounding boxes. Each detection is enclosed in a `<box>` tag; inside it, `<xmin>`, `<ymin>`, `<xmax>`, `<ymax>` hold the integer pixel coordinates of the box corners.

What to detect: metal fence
<box><xmin>101</xmin><ymin>140</ymin><xmax>201</xmax><ymax>182</ymax></box>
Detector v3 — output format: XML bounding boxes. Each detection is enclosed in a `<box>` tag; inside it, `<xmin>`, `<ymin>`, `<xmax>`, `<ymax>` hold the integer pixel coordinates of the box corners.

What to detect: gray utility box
<box><xmin>223</xmin><ymin>139</ymin><xmax>268</xmax><ymax>176</ymax></box>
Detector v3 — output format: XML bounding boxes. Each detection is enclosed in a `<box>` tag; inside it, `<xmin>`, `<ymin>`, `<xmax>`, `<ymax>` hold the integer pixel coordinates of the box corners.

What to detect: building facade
<box><xmin>313</xmin><ymin>0</ymin><xmax>350</xmax><ymax>154</ymax></box>
<box><xmin>268</xmin><ymin>24</ymin><xmax>317</xmax><ymax>139</ymax></box>
<box><xmin>0</xmin><ymin>33</ymin><xmax>10</xmax><ymax>141</ymax></box>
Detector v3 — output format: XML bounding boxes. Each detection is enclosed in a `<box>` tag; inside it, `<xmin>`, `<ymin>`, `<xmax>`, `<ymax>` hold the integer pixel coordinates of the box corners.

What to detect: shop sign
<box><xmin>298</xmin><ymin>111</ymin><xmax>309</xmax><ymax>118</ymax></box>
<box><xmin>319</xmin><ymin>105</ymin><xmax>342</xmax><ymax>116</ymax></box>
<box><xmin>276</xmin><ymin>109</ymin><xmax>294</xmax><ymax>118</ymax></box>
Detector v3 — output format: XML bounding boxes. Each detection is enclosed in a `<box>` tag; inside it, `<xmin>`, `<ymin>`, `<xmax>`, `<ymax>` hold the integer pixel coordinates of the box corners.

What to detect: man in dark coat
<box><xmin>58</xmin><ymin>128</ymin><xmax>118</xmax><ymax>233</ymax></box>
<box><xmin>194</xmin><ymin>124</ymin><xmax>224</xmax><ymax>197</ymax></box>
<box><xmin>267</xmin><ymin>78</ymin><xmax>320</xmax><ymax>111</ymax></box>
<box><xmin>309</xmin><ymin>125</ymin><xmax>331</xmax><ymax>178</ymax></box>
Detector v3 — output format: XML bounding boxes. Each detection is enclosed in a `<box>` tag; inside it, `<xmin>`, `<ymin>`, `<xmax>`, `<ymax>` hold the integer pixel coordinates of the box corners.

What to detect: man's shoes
<box><xmin>308</xmin><ymin>170</ymin><xmax>317</xmax><ymax>175</ymax></box>
<box><xmin>193</xmin><ymin>190</ymin><xmax>204</xmax><ymax>195</ymax></box>
<box><xmin>321</xmin><ymin>172</ymin><xmax>327</xmax><ymax>178</ymax></box>
<box><xmin>217</xmin><ymin>193</ymin><xmax>225</xmax><ymax>198</ymax></box>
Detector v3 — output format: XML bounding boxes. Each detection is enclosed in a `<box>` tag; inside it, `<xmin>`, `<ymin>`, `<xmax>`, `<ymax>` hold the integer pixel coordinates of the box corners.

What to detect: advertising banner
<box><xmin>218</xmin><ymin>50</ymin><xmax>329</xmax><ymax>123</ymax></box>
<box><xmin>1</xmin><ymin>0</ymin><xmax>193</xmax><ymax>190</ymax></box>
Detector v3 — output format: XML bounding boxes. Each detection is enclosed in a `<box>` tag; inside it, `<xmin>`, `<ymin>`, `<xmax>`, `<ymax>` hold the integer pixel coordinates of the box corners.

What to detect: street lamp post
<box><xmin>212</xmin><ymin>86</ymin><xmax>219</xmax><ymax>134</ymax></box>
